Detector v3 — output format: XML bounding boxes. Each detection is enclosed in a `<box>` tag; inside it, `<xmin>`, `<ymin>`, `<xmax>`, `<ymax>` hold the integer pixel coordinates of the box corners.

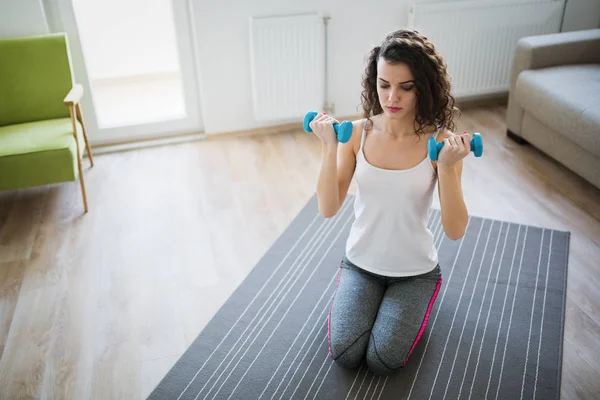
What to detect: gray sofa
<box><xmin>506</xmin><ymin>28</ymin><xmax>600</xmax><ymax>190</ymax></box>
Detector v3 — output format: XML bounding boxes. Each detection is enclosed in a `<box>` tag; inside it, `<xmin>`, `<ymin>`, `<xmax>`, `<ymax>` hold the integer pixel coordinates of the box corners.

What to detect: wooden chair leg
<box><xmin>77</xmin><ymin>157</ymin><xmax>89</xmax><ymax>213</ymax></box>
<box><xmin>70</xmin><ymin>106</ymin><xmax>89</xmax><ymax>212</ymax></box>
<box><xmin>76</xmin><ymin>103</ymin><xmax>94</xmax><ymax>167</ymax></box>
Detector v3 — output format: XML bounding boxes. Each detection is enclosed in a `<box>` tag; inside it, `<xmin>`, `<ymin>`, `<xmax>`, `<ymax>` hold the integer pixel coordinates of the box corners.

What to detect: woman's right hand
<box><xmin>308</xmin><ymin>113</ymin><xmax>338</xmax><ymax>145</ymax></box>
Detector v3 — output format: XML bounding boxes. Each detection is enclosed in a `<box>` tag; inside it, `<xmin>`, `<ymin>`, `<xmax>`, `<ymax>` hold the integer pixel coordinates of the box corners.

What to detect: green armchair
<box><xmin>0</xmin><ymin>33</ymin><xmax>94</xmax><ymax>212</ymax></box>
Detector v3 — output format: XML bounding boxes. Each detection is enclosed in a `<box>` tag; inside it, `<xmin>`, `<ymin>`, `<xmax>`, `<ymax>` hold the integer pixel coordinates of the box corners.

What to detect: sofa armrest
<box><xmin>64</xmin><ymin>84</ymin><xmax>83</xmax><ymax>106</ymax></box>
<box><xmin>509</xmin><ymin>29</ymin><xmax>600</xmax><ymax>93</ymax></box>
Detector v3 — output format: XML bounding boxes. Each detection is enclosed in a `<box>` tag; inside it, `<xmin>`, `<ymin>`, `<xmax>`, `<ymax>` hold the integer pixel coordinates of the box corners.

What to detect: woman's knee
<box><xmin>327</xmin><ymin>260</ymin><xmax>384</xmax><ymax>370</ymax></box>
<box><xmin>329</xmin><ymin>328</ymin><xmax>370</xmax><ymax>369</ymax></box>
<box><xmin>365</xmin><ymin>332</ymin><xmax>410</xmax><ymax>376</ymax></box>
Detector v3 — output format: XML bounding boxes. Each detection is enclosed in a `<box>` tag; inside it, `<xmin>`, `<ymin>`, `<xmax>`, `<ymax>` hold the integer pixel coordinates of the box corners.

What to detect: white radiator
<box><xmin>249</xmin><ymin>13</ymin><xmax>326</xmax><ymax>122</ymax></box>
<box><xmin>408</xmin><ymin>0</ymin><xmax>565</xmax><ymax>98</ymax></box>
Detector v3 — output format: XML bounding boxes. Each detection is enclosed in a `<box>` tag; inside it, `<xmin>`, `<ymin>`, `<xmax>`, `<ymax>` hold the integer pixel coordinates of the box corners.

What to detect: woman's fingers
<box><xmin>444</xmin><ymin>138</ymin><xmax>451</xmax><ymax>149</ymax></box>
<box><xmin>455</xmin><ymin>135</ymin><xmax>465</xmax><ymax>152</ymax></box>
<box><xmin>309</xmin><ymin>113</ymin><xmax>328</xmax><ymax>131</ymax></box>
<box><xmin>461</xmin><ymin>132</ymin><xmax>471</xmax><ymax>153</ymax></box>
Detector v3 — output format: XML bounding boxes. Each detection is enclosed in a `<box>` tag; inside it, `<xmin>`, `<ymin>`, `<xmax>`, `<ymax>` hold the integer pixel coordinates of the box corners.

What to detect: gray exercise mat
<box><xmin>147</xmin><ymin>195</ymin><xmax>569</xmax><ymax>400</ymax></box>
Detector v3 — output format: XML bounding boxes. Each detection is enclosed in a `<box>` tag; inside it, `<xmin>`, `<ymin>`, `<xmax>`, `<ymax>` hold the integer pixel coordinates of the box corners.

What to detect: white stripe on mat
<box><xmin>483</xmin><ymin>225</ymin><xmax>524</xmax><ymax>399</ymax></box>
<box><xmin>441</xmin><ymin>220</ymin><xmax>496</xmax><ymax>398</ymax></box>
<box><xmin>362</xmin><ymin>377</ymin><xmax>376</xmax><ymax>400</ymax></box>
<box><xmin>344</xmin><ymin>364</ymin><xmax>365</xmax><ymax>400</ymax></box>
<box><xmin>173</xmin><ymin>207</ymin><xmax>322</xmax><ymax>400</ymax></box>
<box><xmin>275</xmin><ymin>322</ymin><xmax>329</xmax><ymax>399</ymax></box>
<box><xmin>285</xmin><ymin>327</ymin><xmax>329</xmax><ymax>400</ymax></box>
<box><xmin>180</xmin><ymin>198</ymin><xmax>352</xmax><ymax>400</ymax></box>
<box><xmin>301</xmin><ymin>337</ymin><xmax>333</xmax><ymax>400</ymax></box>
<box><xmin>520</xmin><ymin>229</ymin><xmax>545</xmax><ymax>399</ymax></box>
<box><xmin>257</xmin><ymin>288</ymin><xmax>337</xmax><ymax>400</ymax></box>
<box><xmin>466</xmin><ymin>223</ymin><xmax>512</xmax><ymax>399</ymax></box>
<box><xmin>198</xmin><ymin>200</ymin><xmax>352</xmax><ymax>399</ymax></box>
<box><xmin>533</xmin><ymin>231</ymin><xmax>553</xmax><ymax>400</ymax></box>
<box><xmin>313</xmin><ymin>360</ymin><xmax>335</xmax><ymax>399</ymax></box>
<box><xmin>376</xmin><ymin>377</ymin><xmax>388</xmax><ymax>400</ymax></box>
<box><xmin>351</xmin><ymin>365</ymin><xmax>370</xmax><ymax>400</ymax></box>
<box><xmin>257</xmin><ymin>207</ymin><xmax>362</xmax><ymax>398</ymax></box>
<box><xmin>494</xmin><ymin>226</ymin><xmax>529</xmax><ymax>400</ymax></box>
<box><xmin>457</xmin><ymin>222</ymin><xmax>508</xmax><ymax>398</ymax></box>
<box><xmin>427</xmin><ymin>219</ymin><xmax>490</xmax><ymax>399</ymax></box>
<box><xmin>361</xmin><ymin>372</ymin><xmax>377</xmax><ymax>400</ymax></box>
<box><xmin>368</xmin><ymin>376</ymin><xmax>382</xmax><ymax>400</ymax></box>
<box><xmin>215</xmin><ymin>205</ymin><xmax>356</xmax><ymax>400</ymax></box>
<box><xmin>264</xmin><ymin>294</ymin><xmax>336</xmax><ymax>399</ymax></box>
<box><xmin>406</xmin><ymin>218</ymin><xmax>474</xmax><ymax>399</ymax></box>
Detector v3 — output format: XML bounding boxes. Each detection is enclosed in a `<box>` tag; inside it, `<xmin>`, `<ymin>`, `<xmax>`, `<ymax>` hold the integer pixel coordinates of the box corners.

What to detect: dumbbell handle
<box><xmin>428</xmin><ymin>133</ymin><xmax>483</xmax><ymax>161</ymax></box>
<box><xmin>303</xmin><ymin>111</ymin><xmax>353</xmax><ymax>143</ymax></box>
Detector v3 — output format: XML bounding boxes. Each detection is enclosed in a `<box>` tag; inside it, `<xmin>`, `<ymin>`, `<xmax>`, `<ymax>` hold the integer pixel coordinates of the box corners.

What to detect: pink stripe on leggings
<box><xmin>327</xmin><ymin>265</ymin><xmax>343</xmax><ymax>357</ymax></box>
<box><xmin>402</xmin><ymin>276</ymin><xmax>443</xmax><ymax>366</ymax></box>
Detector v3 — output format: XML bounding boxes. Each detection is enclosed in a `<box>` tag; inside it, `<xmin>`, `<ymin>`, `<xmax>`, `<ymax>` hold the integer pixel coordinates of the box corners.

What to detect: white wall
<box><xmin>189</xmin><ymin>0</ymin><xmax>600</xmax><ymax>134</ymax></box>
<box><xmin>0</xmin><ymin>0</ymin><xmax>48</xmax><ymax>38</ymax></box>
<box><xmin>561</xmin><ymin>0</ymin><xmax>600</xmax><ymax>32</ymax></box>
<box><xmin>191</xmin><ymin>0</ymin><xmax>419</xmax><ymax>134</ymax></box>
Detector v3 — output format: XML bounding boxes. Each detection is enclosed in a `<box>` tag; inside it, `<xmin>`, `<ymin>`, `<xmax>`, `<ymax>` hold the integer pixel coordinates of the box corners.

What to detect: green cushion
<box><xmin>0</xmin><ymin>33</ymin><xmax>73</xmax><ymax>127</ymax></box>
<box><xmin>0</xmin><ymin>118</ymin><xmax>85</xmax><ymax>191</ymax></box>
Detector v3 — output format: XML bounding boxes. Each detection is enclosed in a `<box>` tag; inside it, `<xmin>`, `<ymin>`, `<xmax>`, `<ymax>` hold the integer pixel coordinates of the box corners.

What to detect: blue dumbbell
<box><xmin>303</xmin><ymin>111</ymin><xmax>353</xmax><ymax>143</ymax></box>
<box><xmin>428</xmin><ymin>133</ymin><xmax>483</xmax><ymax>161</ymax></box>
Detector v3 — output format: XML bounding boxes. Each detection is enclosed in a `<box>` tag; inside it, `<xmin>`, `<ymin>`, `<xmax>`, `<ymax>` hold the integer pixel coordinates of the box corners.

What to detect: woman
<box><xmin>309</xmin><ymin>29</ymin><xmax>471</xmax><ymax>376</ymax></box>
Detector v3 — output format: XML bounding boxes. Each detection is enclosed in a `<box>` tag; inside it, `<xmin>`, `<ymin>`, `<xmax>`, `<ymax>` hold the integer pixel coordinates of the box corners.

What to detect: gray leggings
<box><xmin>327</xmin><ymin>256</ymin><xmax>442</xmax><ymax>376</ymax></box>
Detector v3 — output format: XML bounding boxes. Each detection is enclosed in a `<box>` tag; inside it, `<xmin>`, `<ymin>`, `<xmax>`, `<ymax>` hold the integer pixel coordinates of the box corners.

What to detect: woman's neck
<box><xmin>377</xmin><ymin>113</ymin><xmax>436</xmax><ymax>139</ymax></box>
<box><xmin>379</xmin><ymin>114</ymin><xmax>416</xmax><ymax>138</ymax></box>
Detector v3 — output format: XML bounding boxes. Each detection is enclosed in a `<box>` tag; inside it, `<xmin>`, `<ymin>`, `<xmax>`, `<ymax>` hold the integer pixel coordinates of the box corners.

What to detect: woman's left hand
<box><xmin>437</xmin><ymin>131</ymin><xmax>471</xmax><ymax>167</ymax></box>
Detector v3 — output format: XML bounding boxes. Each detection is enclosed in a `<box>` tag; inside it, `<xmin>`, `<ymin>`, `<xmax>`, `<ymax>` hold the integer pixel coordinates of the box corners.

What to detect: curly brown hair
<box><xmin>361</xmin><ymin>29</ymin><xmax>459</xmax><ymax>135</ymax></box>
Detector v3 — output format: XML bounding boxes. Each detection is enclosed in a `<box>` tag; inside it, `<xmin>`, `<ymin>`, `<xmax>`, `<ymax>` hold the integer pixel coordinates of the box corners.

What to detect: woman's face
<box><xmin>376</xmin><ymin>57</ymin><xmax>417</xmax><ymax>120</ymax></box>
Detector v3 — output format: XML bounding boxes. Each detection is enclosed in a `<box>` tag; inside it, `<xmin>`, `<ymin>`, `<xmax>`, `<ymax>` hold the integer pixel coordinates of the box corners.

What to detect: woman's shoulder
<box><xmin>350</xmin><ymin>115</ymin><xmax>379</xmax><ymax>138</ymax></box>
<box><xmin>343</xmin><ymin>117</ymin><xmax>368</xmax><ymax>154</ymax></box>
<box><xmin>350</xmin><ymin>116</ymin><xmax>370</xmax><ymax>132</ymax></box>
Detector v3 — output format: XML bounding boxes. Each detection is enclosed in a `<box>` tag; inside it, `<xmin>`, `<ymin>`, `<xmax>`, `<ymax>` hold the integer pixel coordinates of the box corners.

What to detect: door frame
<box><xmin>43</xmin><ymin>0</ymin><xmax>205</xmax><ymax>147</ymax></box>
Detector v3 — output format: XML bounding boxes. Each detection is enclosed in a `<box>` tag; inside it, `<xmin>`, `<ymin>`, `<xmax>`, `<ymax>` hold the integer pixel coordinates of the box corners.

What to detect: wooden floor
<box><xmin>0</xmin><ymin>105</ymin><xmax>599</xmax><ymax>399</ymax></box>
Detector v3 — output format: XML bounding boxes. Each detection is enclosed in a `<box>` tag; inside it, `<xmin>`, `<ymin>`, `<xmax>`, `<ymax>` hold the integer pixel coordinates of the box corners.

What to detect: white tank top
<box><xmin>345</xmin><ymin>122</ymin><xmax>440</xmax><ymax>276</ymax></box>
